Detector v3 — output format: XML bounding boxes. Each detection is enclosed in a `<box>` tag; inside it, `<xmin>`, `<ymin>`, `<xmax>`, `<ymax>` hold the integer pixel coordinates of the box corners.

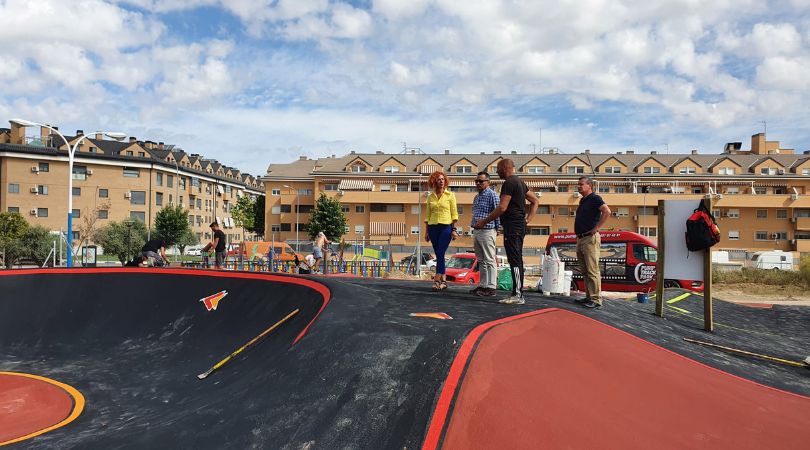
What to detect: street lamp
<box><xmin>11</xmin><ymin>119</ymin><xmax>125</xmax><ymax>267</ymax></box>
<box><xmin>170</xmin><ymin>157</ymin><xmax>180</xmax><ymax>262</ymax></box>
<box><xmin>283</xmin><ymin>185</ymin><xmax>299</xmax><ymax>252</ymax></box>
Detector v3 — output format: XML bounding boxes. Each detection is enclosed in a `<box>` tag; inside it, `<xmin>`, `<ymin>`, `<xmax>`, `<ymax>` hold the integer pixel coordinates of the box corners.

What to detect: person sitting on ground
<box><xmin>141</xmin><ymin>238</ymin><xmax>169</xmax><ymax>267</ymax></box>
<box><xmin>295</xmin><ymin>254</ymin><xmax>312</xmax><ymax>274</ymax></box>
<box><xmin>124</xmin><ymin>255</ymin><xmax>147</xmax><ymax>267</ymax></box>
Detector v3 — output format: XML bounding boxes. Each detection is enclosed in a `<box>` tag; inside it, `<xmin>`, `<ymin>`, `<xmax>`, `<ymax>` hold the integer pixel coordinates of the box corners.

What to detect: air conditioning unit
<box><xmin>633</xmin><ymin>215</ymin><xmax>639</xmax><ymax>221</ymax></box>
<box><xmin>569</xmin><ymin>211</ymin><xmax>575</xmax><ymax>216</ymax></box>
<box><xmin>791</xmin><ymin>194</ymin><xmax>799</xmax><ymax>201</ymax></box>
<box><xmin>791</xmin><ymin>217</ymin><xmax>797</xmax><ymax>223</ymax></box>
<box><xmin>30</xmin><ymin>209</ymin><xmax>38</xmax><ymax>216</ymax></box>
<box><xmin>31</xmin><ymin>166</ymin><xmax>39</xmax><ymax>173</ymax></box>
<box><xmin>770</xmin><ymin>233</ymin><xmax>779</xmax><ymax>239</ymax></box>
<box><xmin>86</xmin><ymin>169</ymin><xmax>93</xmax><ymax>175</ymax></box>
<box><xmin>611</xmin><ymin>212</ymin><xmax>618</xmax><ymax>217</ymax></box>
<box><xmin>124</xmin><ymin>192</ymin><xmax>132</xmax><ymax>199</ymax></box>
<box><xmin>790</xmin><ymin>239</ymin><xmax>796</xmax><ymax>245</ymax></box>
<box><xmin>778</xmin><ymin>168</ymin><xmax>785</xmax><ymax>175</ymax></box>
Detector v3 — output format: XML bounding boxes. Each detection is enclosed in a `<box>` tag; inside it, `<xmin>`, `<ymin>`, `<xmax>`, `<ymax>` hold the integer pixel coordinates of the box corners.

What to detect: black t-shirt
<box><xmin>574</xmin><ymin>193</ymin><xmax>606</xmax><ymax>235</ymax></box>
<box><xmin>213</xmin><ymin>229</ymin><xmax>226</xmax><ymax>252</ymax></box>
<box><xmin>500</xmin><ymin>175</ymin><xmax>529</xmax><ymax>230</ymax></box>
<box><xmin>142</xmin><ymin>239</ymin><xmax>166</xmax><ymax>253</ymax></box>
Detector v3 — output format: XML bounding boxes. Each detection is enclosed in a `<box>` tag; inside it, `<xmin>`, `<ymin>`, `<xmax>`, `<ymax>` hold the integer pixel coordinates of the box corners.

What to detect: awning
<box><xmin>370</xmin><ymin>222</ymin><xmax>406</xmax><ymax>235</ymax></box>
<box><xmin>593</xmin><ymin>180</ymin><xmax>630</xmax><ymax>186</ymax></box>
<box><xmin>419</xmin><ymin>164</ymin><xmax>441</xmax><ymax>174</ymax></box>
<box><xmin>638</xmin><ymin>181</ymin><xmax>672</xmax><ymax>186</ymax></box>
<box><xmin>338</xmin><ymin>179</ymin><xmax>374</xmax><ymax>191</ymax></box>
<box><xmin>755</xmin><ymin>182</ymin><xmax>789</xmax><ymax>187</ymax></box>
<box><xmin>450</xmin><ymin>180</ymin><xmax>476</xmax><ymax>187</ymax></box>
<box><xmin>557</xmin><ymin>179</ymin><xmax>580</xmax><ymax>185</ymax></box>
<box><xmin>526</xmin><ymin>180</ymin><xmax>556</xmax><ymax>188</ymax></box>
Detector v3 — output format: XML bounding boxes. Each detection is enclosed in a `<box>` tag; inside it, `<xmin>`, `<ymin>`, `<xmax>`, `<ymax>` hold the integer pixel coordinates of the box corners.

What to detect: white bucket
<box><xmin>563</xmin><ymin>270</ymin><xmax>573</xmax><ymax>296</ymax></box>
<box><xmin>541</xmin><ymin>256</ymin><xmax>566</xmax><ymax>294</ymax></box>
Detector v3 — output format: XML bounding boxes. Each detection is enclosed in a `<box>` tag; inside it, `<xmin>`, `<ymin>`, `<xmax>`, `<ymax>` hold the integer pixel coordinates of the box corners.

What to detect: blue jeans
<box><xmin>428</xmin><ymin>224</ymin><xmax>452</xmax><ymax>274</ymax></box>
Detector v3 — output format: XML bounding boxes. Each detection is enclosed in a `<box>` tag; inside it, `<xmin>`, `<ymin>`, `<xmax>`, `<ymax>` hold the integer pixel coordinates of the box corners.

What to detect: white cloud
<box><xmin>373</xmin><ymin>0</ymin><xmax>430</xmax><ymax>21</ymax></box>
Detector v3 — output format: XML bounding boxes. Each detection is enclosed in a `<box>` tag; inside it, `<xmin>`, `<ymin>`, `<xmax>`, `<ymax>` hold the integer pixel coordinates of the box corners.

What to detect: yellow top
<box><xmin>425</xmin><ymin>190</ymin><xmax>459</xmax><ymax>225</ymax></box>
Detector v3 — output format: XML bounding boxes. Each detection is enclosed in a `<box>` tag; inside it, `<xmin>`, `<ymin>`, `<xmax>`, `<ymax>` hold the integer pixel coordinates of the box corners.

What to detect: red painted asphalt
<box><xmin>0</xmin><ymin>373</ymin><xmax>75</xmax><ymax>444</ymax></box>
<box><xmin>434</xmin><ymin>308</ymin><xmax>810</xmax><ymax>449</ymax></box>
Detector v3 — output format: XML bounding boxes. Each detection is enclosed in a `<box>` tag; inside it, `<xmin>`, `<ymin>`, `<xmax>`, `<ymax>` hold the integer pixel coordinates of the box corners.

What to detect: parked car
<box><xmin>444</xmin><ymin>253</ymin><xmax>509</xmax><ymax>284</ymax></box>
<box><xmin>185</xmin><ymin>245</ymin><xmax>204</xmax><ymax>256</ymax></box>
<box><xmin>545</xmin><ymin>231</ymin><xmax>703</xmax><ymax>292</ymax></box>
<box><xmin>399</xmin><ymin>253</ymin><xmax>437</xmax><ymax>270</ymax></box>
<box><xmin>750</xmin><ymin>250</ymin><xmax>794</xmax><ymax>270</ymax></box>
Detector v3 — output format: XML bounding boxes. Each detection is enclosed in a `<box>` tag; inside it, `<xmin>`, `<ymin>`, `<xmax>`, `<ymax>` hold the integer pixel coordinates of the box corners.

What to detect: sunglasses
<box><xmin>475</xmin><ymin>179</ymin><xmax>489</xmax><ymax>184</ymax></box>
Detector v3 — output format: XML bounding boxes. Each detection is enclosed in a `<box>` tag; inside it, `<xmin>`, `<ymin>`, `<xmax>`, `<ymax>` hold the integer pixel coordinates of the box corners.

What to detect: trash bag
<box><xmin>497</xmin><ymin>267</ymin><xmax>513</xmax><ymax>291</ymax></box>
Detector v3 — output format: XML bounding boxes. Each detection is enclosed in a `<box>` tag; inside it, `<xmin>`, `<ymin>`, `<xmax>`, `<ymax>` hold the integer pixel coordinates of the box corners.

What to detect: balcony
<box><xmin>369</xmin><ymin>211</ymin><xmax>407</xmax><ymax>224</ymax></box>
<box><xmin>795</xmin><ymin>217</ymin><xmax>810</xmax><ymax>230</ymax></box>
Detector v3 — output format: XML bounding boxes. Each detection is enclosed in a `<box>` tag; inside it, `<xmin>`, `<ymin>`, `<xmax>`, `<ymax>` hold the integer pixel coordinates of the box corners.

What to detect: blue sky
<box><xmin>2</xmin><ymin>0</ymin><xmax>810</xmax><ymax>175</ymax></box>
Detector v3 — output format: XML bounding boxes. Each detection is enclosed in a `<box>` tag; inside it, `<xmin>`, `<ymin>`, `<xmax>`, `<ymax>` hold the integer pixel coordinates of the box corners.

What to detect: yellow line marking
<box><xmin>0</xmin><ymin>371</ymin><xmax>85</xmax><ymax>447</ymax></box>
<box><xmin>668</xmin><ymin>305</ymin><xmax>691</xmax><ymax>314</ymax></box>
<box><xmin>664</xmin><ymin>307</ymin><xmax>782</xmax><ymax>337</ymax></box>
<box><xmin>666</xmin><ymin>293</ymin><xmax>692</xmax><ymax>304</ymax></box>
<box><xmin>683</xmin><ymin>338</ymin><xmax>809</xmax><ymax>368</ymax></box>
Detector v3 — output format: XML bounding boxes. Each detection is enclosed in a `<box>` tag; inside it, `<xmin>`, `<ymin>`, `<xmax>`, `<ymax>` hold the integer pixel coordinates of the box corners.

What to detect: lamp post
<box><xmin>171</xmin><ymin>157</ymin><xmax>180</xmax><ymax>262</ymax></box>
<box><xmin>283</xmin><ymin>185</ymin><xmax>299</xmax><ymax>252</ymax></box>
<box><xmin>11</xmin><ymin>119</ymin><xmax>125</xmax><ymax>267</ymax></box>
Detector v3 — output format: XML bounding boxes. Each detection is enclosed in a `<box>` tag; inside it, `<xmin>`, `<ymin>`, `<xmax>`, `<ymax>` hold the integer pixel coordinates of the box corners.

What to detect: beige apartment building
<box><xmin>0</xmin><ymin>122</ymin><xmax>264</xmax><ymax>247</ymax></box>
<box><xmin>262</xmin><ymin>133</ymin><xmax>810</xmax><ymax>257</ymax></box>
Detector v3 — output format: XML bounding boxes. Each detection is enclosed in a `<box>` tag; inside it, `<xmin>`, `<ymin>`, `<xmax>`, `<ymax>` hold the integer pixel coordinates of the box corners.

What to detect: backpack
<box><xmin>685</xmin><ymin>199</ymin><xmax>721</xmax><ymax>251</ymax></box>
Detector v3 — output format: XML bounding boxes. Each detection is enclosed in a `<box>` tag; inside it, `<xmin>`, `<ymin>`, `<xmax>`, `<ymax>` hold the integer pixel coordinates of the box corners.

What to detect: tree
<box><xmin>0</xmin><ymin>212</ymin><xmax>29</xmax><ymax>268</ymax></box>
<box><xmin>95</xmin><ymin>220</ymin><xmax>148</xmax><ymax>264</ymax></box>
<box><xmin>177</xmin><ymin>229</ymin><xmax>199</xmax><ymax>254</ymax></box>
<box><xmin>20</xmin><ymin>226</ymin><xmax>56</xmax><ymax>266</ymax></box>
<box><xmin>154</xmin><ymin>205</ymin><xmax>192</xmax><ymax>246</ymax></box>
<box><xmin>308</xmin><ymin>193</ymin><xmax>347</xmax><ymax>241</ymax></box>
<box><xmin>231</xmin><ymin>195</ymin><xmax>255</xmax><ymax>241</ymax></box>
<box><xmin>250</xmin><ymin>195</ymin><xmax>265</xmax><ymax>239</ymax></box>
<box><xmin>74</xmin><ymin>200</ymin><xmax>111</xmax><ymax>252</ymax></box>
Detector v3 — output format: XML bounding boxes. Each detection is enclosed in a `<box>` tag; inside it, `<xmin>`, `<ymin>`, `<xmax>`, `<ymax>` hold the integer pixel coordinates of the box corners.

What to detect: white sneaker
<box><xmin>499</xmin><ymin>294</ymin><xmax>525</xmax><ymax>305</ymax></box>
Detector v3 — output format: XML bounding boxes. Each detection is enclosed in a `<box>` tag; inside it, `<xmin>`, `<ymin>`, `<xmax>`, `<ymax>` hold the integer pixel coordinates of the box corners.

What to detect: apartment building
<box><xmin>262</xmin><ymin>133</ymin><xmax>810</xmax><ymax>256</ymax></box>
<box><xmin>0</xmin><ymin>122</ymin><xmax>264</xmax><ymax>246</ymax></box>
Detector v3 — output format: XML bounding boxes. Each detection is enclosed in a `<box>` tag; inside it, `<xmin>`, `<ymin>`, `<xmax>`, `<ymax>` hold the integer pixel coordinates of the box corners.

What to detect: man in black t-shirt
<box><xmin>203</xmin><ymin>222</ymin><xmax>228</xmax><ymax>269</ymax></box>
<box><xmin>574</xmin><ymin>176</ymin><xmax>611</xmax><ymax>309</ymax></box>
<box><xmin>474</xmin><ymin>158</ymin><xmax>539</xmax><ymax>304</ymax></box>
<box><xmin>141</xmin><ymin>238</ymin><xmax>168</xmax><ymax>267</ymax></box>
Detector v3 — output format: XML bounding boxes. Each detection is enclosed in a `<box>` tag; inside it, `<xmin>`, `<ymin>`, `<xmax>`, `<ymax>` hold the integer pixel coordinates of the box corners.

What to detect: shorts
<box><xmin>313</xmin><ymin>247</ymin><xmax>324</xmax><ymax>258</ymax></box>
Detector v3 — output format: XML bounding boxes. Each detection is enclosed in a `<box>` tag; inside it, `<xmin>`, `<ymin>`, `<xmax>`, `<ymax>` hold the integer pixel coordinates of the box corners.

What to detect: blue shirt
<box><xmin>472</xmin><ymin>187</ymin><xmax>500</xmax><ymax>230</ymax></box>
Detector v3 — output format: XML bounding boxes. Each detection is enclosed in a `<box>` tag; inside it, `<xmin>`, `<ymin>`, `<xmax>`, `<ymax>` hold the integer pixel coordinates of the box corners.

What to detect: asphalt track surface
<box><xmin>1</xmin><ymin>268</ymin><xmax>809</xmax><ymax>449</ymax></box>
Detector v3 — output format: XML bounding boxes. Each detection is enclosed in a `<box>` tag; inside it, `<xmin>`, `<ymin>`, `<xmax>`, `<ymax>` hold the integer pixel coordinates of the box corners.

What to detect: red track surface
<box><xmin>431</xmin><ymin>308</ymin><xmax>810</xmax><ymax>450</ymax></box>
<box><xmin>0</xmin><ymin>373</ymin><xmax>75</xmax><ymax>444</ymax></box>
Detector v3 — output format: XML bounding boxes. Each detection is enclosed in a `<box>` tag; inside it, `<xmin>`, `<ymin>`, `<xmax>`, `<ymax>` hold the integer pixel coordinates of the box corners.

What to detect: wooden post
<box><xmin>703</xmin><ymin>198</ymin><xmax>714</xmax><ymax>332</ymax></box>
<box><xmin>655</xmin><ymin>200</ymin><xmax>665</xmax><ymax>317</ymax></box>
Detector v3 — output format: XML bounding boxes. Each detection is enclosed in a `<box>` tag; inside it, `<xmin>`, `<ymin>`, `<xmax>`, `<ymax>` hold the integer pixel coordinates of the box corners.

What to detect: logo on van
<box><xmin>634</xmin><ymin>263</ymin><xmax>656</xmax><ymax>284</ymax></box>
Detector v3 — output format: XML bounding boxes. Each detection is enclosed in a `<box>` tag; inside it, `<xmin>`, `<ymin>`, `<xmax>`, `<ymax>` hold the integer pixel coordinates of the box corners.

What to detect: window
<box><xmin>72</xmin><ymin>209</ymin><xmax>80</xmax><ymax>218</ymax></box>
<box><xmin>643</xmin><ymin>166</ymin><xmax>661</xmax><ymax>174</ymax></box>
<box><xmin>728</xmin><ymin>230</ymin><xmax>739</xmax><ymax>240</ymax></box>
<box><xmin>126</xmin><ymin>151</ymin><xmax>133</xmax><ymax>156</ymax></box>
<box><xmin>756</xmin><ymin>209</ymin><xmax>767</xmax><ymax>219</ymax></box>
<box><xmin>8</xmin><ymin>207</ymin><xmax>19</xmax><ymax>213</ymax></box>
<box><xmin>538</xmin><ymin>205</ymin><xmax>550</xmax><ymax>215</ymax></box>
<box><xmin>633</xmin><ymin>244</ymin><xmax>658</xmax><ymax>263</ymax></box>
<box><xmin>356</xmin><ymin>205</ymin><xmax>365</xmax><ymax>213</ymax></box>
<box><xmin>777</xmin><ymin>209</ymin><xmax>788</xmax><ymax>219</ymax></box>
<box><xmin>130</xmin><ymin>211</ymin><xmax>146</xmax><ymax>222</ymax></box>
<box><xmin>296</xmin><ymin>205</ymin><xmax>314</xmax><ymax>213</ymax></box>
<box><xmin>638</xmin><ymin>206</ymin><xmax>657</xmax><ymax>215</ymax></box>
<box><xmin>130</xmin><ymin>191</ymin><xmax>146</xmax><ymax>205</ymax></box>
<box><xmin>156</xmin><ymin>192</ymin><xmax>163</xmax><ymax>206</ymax></box>
<box><xmin>692</xmin><ymin>187</ymin><xmax>703</xmax><ymax>194</ymax></box>
<box><xmin>725</xmin><ymin>187</ymin><xmax>739</xmax><ymax>195</ymax></box>
<box><xmin>37</xmin><ymin>208</ymin><xmax>48</xmax><ymax>217</ymax></box>
<box><xmin>526</xmin><ymin>166</ymin><xmax>545</xmax><ymax>174</ymax></box>
<box><xmin>718</xmin><ymin>167</ymin><xmax>736</xmax><ymax>175</ymax></box>
<box><xmin>271</xmin><ymin>206</ymin><xmax>281</xmax><ymax>214</ymax></box>
<box><xmin>558</xmin><ymin>186</ymin><xmax>569</xmax><ymax>192</ymax></box>
<box><xmin>557</xmin><ymin>228</ymin><xmax>568</xmax><ymax>233</ymax></box>
<box><xmin>354</xmin><ymin>225</ymin><xmax>365</xmax><ymax>234</ymax></box>
<box><xmin>298</xmin><ymin>188</ymin><xmax>313</xmax><ymax>195</ymax></box>
<box><xmin>598</xmin><ymin>186</ymin><xmax>610</xmax><ymax>193</ymax></box>
<box><xmin>775</xmin><ymin>232</ymin><xmax>788</xmax><ymax>240</ymax></box>
<box><xmin>755</xmin><ymin>231</ymin><xmax>769</xmax><ymax>240</ymax></box>
<box><xmin>726</xmin><ymin>209</ymin><xmax>740</xmax><ymax>218</ymax></box>
<box><xmin>271</xmin><ymin>189</ymin><xmax>281</xmax><ymax>196</ymax></box>
<box><xmin>678</xmin><ymin>167</ymin><xmax>696</xmax><ymax>174</ymax></box>
<box><xmin>98</xmin><ymin>210</ymin><xmax>108</xmax><ymax>219</ymax></box>
<box><xmin>192</xmin><ymin>177</ymin><xmax>200</xmax><ymax>188</ymax></box>
<box><xmin>760</xmin><ymin>167</ymin><xmax>777</xmax><ymax>175</ymax></box>
<box><xmin>323</xmin><ymin>184</ymin><xmax>339</xmax><ymax>191</ymax></box>
<box><xmin>615</xmin><ymin>186</ymin><xmax>626</xmax><ymax>193</ymax></box>
<box><xmin>196</xmin><ymin>198</ymin><xmax>202</xmax><ymax>209</ymax></box>
<box><xmin>341</xmin><ymin>205</ymin><xmax>350</xmax><ymax>213</ymax></box>
<box><xmin>156</xmin><ymin>173</ymin><xmax>163</xmax><ymax>186</ymax></box>
<box><xmin>72</xmin><ymin>165</ymin><xmax>87</xmax><ymax>180</ymax></box>
<box><xmin>527</xmin><ymin>227</ymin><xmax>550</xmax><ymax>235</ymax></box>
<box><xmin>638</xmin><ymin>227</ymin><xmax>657</xmax><ymax>237</ymax></box>
<box><xmin>99</xmin><ymin>188</ymin><xmax>108</xmax><ymax>198</ymax></box>
<box><xmin>604</xmin><ymin>166</ymin><xmax>621</xmax><ymax>174</ymax></box>
<box><xmin>37</xmin><ymin>185</ymin><xmax>48</xmax><ymax>195</ymax></box>
<box><xmin>180</xmin><ymin>178</ymin><xmax>187</xmax><ymax>190</ymax></box>
<box><xmin>8</xmin><ymin>183</ymin><xmax>19</xmax><ymax>194</ymax></box>
<box><xmin>280</xmin><ymin>204</ymin><xmax>291</xmax><ymax>213</ymax></box>
<box><xmin>379</xmin><ymin>184</ymin><xmax>392</xmax><ymax>192</ymax></box>
<box><xmin>457</xmin><ymin>206</ymin><xmax>464</xmax><ymax>214</ymax></box>
<box><xmin>803</xmin><ymin>169</ymin><xmax>810</xmax><ymax>176</ymax></box>
<box><xmin>455</xmin><ymin>165</ymin><xmax>472</xmax><ymax>173</ymax></box>
<box><xmin>138</xmin><ymin>152</ymin><xmax>145</xmax><ymax>157</ymax></box>
<box><xmin>384</xmin><ymin>166</ymin><xmax>400</xmax><ymax>173</ymax></box>
<box><xmin>566</xmin><ymin>165</ymin><xmax>585</xmax><ymax>174</ymax></box>
<box><xmin>774</xmin><ymin>187</ymin><xmax>786</xmax><ymax>195</ymax></box>
<box><xmin>72</xmin><ymin>187</ymin><xmax>81</xmax><ymax>196</ymax></box>
<box><xmin>411</xmin><ymin>226</ymin><xmax>420</xmax><ymax>234</ymax></box>
<box><xmin>351</xmin><ymin>164</ymin><xmax>367</xmax><ymax>172</ymax></box>
<box><xmin>296</xmin><ymin>223</ymin><xmax>309</xmax><ymax>232</ymax></box>
<box><xmin>616</xmin><ymin>207</ymin><xmax>629</xmax><ymax>217</ymax></box>
<box><xmin>754</xmin><ymin>187</ymin><xmax>767</xmax><ymax>195</ymax></box>
<box><xmin>123</xmin><ymin>167</ymin><xmax>140</xmax><ymax>178</ymax></box>
<box><xmin>38</xmin><ymin>162</ymin><xmax>49</xmax><ymax>172</ymax></box>
<box><xmin>271</xmin><ymin>224</ymin><xmax>281</xmax><ymax>232</ymax></box>
<box><xmin>796</xmin><ymin>232</ymin><xmax>810</xmax><ymax>240</ymax></box>
<box><xmin>167</xmin><ymin>175</ymin><xmax>173</xmax><ymax>188</ymax></box>
<box><xmin>558</xmin><ymin>207</ymin><xmax>571</xmax><ymax>216</ymax></box>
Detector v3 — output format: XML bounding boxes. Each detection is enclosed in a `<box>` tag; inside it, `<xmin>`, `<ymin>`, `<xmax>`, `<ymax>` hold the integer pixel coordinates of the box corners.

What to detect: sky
<box><xmin>2</xmin><ymin>0</ymin><xmax>810</xmax><ymax>175</ymax></box>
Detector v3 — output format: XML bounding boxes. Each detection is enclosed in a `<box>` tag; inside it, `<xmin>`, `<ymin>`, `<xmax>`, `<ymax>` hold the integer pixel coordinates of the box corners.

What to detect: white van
<box><xmin>750</xmin><ymin>251</ymin><xmax>794</xmax><ymax>270</ymax></box>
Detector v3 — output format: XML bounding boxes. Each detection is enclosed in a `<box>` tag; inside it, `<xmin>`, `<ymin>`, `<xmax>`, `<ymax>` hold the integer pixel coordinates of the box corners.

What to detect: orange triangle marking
<box><xmin>200</xmin><ymin>290</ymin><xmax>228</xmax><ymax>311</ymax></box>
<box><xmin>410</xmin><ymin>312</ymin><xmax>453</xmax><ymax>320</ymax></box>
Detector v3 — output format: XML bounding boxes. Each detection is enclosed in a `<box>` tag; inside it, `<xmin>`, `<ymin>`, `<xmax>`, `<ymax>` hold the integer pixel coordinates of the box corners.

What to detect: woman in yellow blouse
<box><xmin>425</xmin><ymin>170</ymin><xmax>458</xmax><ymax>290</ymax></box>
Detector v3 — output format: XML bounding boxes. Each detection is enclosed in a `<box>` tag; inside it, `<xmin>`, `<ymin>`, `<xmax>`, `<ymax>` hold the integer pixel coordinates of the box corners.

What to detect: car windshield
<box><xmin>446</xmin><ymin>257</ymin><xmax>474</xmax><ymax>269</ymax></box>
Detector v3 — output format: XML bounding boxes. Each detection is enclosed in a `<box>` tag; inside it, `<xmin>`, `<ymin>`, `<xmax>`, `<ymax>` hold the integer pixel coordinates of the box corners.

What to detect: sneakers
<box><xmin>470</xmin><ymin>286</ymin><xmax>483</xmax><ymax>294</ymax></box>
<box><xmin>499</xmin><ymin>294</ymin><xmax>525</xmax><ymax>305</ymax></box>
<box><xmin>475</xmin><ymin>288</ymin><xmax>496</xmax><ymax>297</ymax></box>
<box><xmin>582</xmin><ymin>300</ymin><xmax>602</xmax><ymax>309</ymax></box>
<box><xmin>574</xmin><ymin>297</ymin><xmax>590</xmax><ymax>304</ymax></box>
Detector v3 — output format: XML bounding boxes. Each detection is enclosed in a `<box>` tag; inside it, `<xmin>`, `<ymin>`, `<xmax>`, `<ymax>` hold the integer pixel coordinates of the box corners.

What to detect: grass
<box><xmin>713</xmin><ymin>259</ymin><xmax>810</xmax><ymax>298</ymax></box>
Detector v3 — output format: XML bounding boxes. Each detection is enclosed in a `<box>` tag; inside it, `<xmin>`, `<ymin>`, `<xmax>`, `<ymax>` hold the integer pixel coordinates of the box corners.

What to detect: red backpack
<box><xmin>685</xmin><ymin>199</ymin><xmax>721</xmax><ymax>251</ymax></box>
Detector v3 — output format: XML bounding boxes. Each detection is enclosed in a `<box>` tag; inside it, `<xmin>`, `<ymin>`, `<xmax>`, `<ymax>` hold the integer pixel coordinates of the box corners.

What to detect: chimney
<box><xmin>480</xmin><ymin>152</ymin><xmax>485</xmax><ymax>154</ymax></box>
<box><xmin>511</xmin><ymin>150</ymin><xmax>517</xmax><ymax>154</ymax></box>
<box><xmin>331</xmin><ymin>154</ymin><xmax>335</xmax><ymax>158</ymax></box>
<box><xmin>616</xmin><ymin>151</ymin><xmax>623</xmax><ymax>155</ymax></box>
<box><xmin>651</xmin><ymin>151</ymin><xmax>658</xmax><ymax>155</ymax></box>
<box><xmin>444</xmin><ymin>149</ymin><xmax>450</xmax><ymax>154</ymax></box>
<box><xmin>10</xmin><ymin>122</ymin><xmax>25</xmax><ymax>145</ymax></box>
<box><xmin>691</xmin><ymin>149</ymin><xmax>698</xmax><ymax>155</ymax></box>
<box><xmin>76</xmin><ymin>129</ymin><xmax>84</xmax><ymax>136</ymax></box>
<box><xmin>95</xmin><ymin>133</ymin><xmax>103</xmax><ymax>140</ymax></box>
<box><xmin>158</xmin><ymin>142</ymin><xmax>164</xmax><ymax>150</ymax></box>
<box><xmin>752</xmin><ymin>133</ymin><xmax>766</xmax><ymax>154</ymax></box>
<box><xmin>350</xmin><ymin>150</ymin><xmax>356</xmax><ymax>154</ymax></box>
<box><xmin>299</xmin><ymin>156</ymin><xmax>307</xmax><ymax>161</ymax></box>
<box><xmin>494</xmin><ymin>151</ymin><xmax>501</xmax><ymax>154</ymax></box>
<box><xmin>376</xmin><ymin>150</ymin><xmax>383</xmax><ymax>154</ymax></box>
<box><xmin>410</xmin><ymin>149</ymin><xmax>415</xmax><ymax>154</ymax></box>
<box><xmin>626</xmin><ymin>150</ymin><xmax>634</xmax><ymax>154</ymax></box>
<box><xmin>584</xmin><ymin>149</ymin><xmax>591</xmax><ymax>154</ymax></box>
<box><xmin>129</xmin><ymin>136</ymin><xmax>137</xmax><ymax>143</ymax></box>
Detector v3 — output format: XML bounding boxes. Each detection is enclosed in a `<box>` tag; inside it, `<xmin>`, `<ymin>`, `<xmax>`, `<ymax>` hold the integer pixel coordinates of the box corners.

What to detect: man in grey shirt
<box><xmin>470</xmin><ymin>171</ymin><xmax>500</xmax><ymax>297</ymax></box>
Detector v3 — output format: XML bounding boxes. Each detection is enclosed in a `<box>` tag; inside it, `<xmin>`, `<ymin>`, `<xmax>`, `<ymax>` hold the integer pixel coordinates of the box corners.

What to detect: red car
<box><xmin>444</xmin><ymin>253</ymin><xmax>509</xmax><ymax>284</ymax></box>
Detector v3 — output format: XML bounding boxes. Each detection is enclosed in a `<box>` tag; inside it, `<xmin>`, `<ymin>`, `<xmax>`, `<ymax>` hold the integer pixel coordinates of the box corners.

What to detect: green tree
<box><xmin>177</xmin><ymin>229</ymin><xmax>200</xmax><ymax>254</ymax></box>
<box><xmin>250</xmin><ymin>195</ymin><xmax>265</xmax><ymax>238</ymax></box>
<box><xmin>95</xmin><ymin>220</ymin><xmax>148</xmax><ymax>264</ymax></box>
<box><xmin>308</xmin><ymin>193</ymin><xmax>347</xmax><ymax>241</ymax></box>
<box><xmin>20</xmin><ymin>226</ymin><xmax>56</xmax><ymax>266</ymax></box>
<box><xmin>154</xmin><ymin>205</ymin><xmax>192</xmax><ymax>246</ymax></box>
<box><xmin>0</xmin><ymin>212</ymin><xmax>29</xmax><ymax>268</ymax></box>
<box><xmin>231</xmin><ymin>195</ymin><xmax>255</xmax><ymax>241</ymax></box>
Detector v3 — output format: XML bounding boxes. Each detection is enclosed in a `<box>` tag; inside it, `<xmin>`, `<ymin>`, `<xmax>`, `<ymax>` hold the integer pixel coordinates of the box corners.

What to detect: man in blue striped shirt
<box><xmin>470</xmin><ymin>171</ymin><xmax>500</xmax><ymax>296</ymax></box>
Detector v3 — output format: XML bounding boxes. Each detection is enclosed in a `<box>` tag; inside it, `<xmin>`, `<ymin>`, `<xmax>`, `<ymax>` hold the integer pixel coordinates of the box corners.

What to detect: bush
<box><xmin>713</xmin><ymin>266</ymin><xmax>807</xmax><ymax>286</ymax></box>
<box><xmin>800</xmin><ymin>255</ymin><xmax>810</xmax><ymax>285</ymax></box>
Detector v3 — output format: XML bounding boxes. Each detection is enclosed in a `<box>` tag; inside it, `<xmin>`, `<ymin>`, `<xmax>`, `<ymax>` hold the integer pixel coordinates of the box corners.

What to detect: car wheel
<box><xmin>468</xmin><ymin>278</ymin><xmax>476</xmax><ymax>284</ymax></box>
<box><xmin>663</xmin><ymin>280</ymin><xmax>679</xmax><ymax>288</ymax></box>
